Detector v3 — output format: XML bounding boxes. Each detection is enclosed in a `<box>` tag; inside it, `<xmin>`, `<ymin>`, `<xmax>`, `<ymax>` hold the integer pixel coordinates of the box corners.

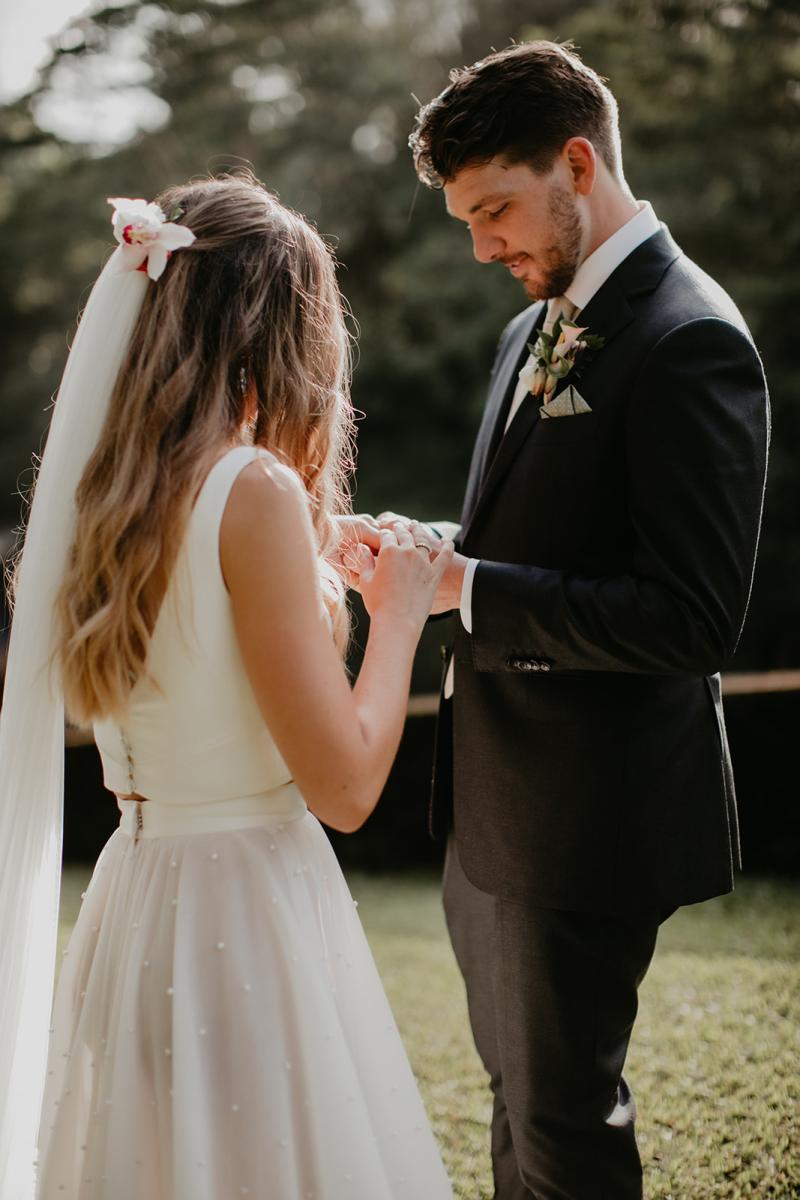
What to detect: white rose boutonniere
<box><xmin>524</xmin><ymin>314</ymin><xmax>605</xmax><ymax>401</ymax></box>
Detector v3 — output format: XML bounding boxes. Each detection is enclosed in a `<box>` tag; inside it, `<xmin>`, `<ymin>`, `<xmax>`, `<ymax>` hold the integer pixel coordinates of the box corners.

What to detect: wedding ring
<box><xmin>414</xmin><ymin>542</ymin><xmax>431</xmax><ymax>553</ymax></box>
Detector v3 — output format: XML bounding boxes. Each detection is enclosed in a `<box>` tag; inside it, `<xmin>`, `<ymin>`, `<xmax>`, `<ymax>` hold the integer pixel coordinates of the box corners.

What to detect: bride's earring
<box><xmin>239</xmin><ymin>366</ymin><xmax>257</xmax><ymax>443</ymax></box>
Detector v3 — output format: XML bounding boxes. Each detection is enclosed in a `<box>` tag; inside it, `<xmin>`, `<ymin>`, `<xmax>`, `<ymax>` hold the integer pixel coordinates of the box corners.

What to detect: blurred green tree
<box><xmin>532</xmin><ymin>0</ymin><xmax>800</xmax><ymax>666</ymax></box>
<box><xmin>1</xmin><ymin>0</ymin><xmax>796</xmax><ymax>671</ymax></box>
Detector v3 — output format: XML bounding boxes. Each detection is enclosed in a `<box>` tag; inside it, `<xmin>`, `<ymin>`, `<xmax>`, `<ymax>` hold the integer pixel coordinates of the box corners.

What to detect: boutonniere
<box><xmin>518</xmin><ymin>315</ymin><xmax>605</xmax><ymax>401</ymax></box>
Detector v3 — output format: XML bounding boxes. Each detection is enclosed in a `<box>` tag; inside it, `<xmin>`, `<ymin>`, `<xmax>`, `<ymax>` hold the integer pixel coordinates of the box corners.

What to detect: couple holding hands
<box><xmin>1</xmin><ymin>38</ymin><xmax>768</xmax><ymax>1200</ymax></box>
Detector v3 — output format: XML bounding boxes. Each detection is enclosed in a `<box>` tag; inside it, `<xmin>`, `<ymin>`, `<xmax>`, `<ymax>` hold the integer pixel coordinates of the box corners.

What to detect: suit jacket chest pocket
<box><xmin>533</xmin><ymin>408</ymin><xmax>599</xmax><ymax>445</ymax></box>
<box><xmin>530</xmin><ymin>414</ymin><xmax>603</xmax><ymax>559</ymax></box>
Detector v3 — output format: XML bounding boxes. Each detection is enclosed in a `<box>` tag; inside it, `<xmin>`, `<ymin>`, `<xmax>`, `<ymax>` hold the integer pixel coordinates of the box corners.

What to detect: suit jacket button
<box><xmin>440</xmin><ymin>645</ymin><xmax>448</xmax><ymax>662</ymax></box>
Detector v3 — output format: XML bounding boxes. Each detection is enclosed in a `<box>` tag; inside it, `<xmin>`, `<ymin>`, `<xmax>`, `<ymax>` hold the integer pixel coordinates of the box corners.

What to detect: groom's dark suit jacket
<box><xmin>432</xmin><ymin>225</ymin><xmax>770</xmax><ymax>915</ymax></box>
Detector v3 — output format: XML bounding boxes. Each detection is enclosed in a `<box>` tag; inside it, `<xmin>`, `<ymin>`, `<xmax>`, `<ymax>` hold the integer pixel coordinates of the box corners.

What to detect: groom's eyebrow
<box><xmin>467</xmin><ymin>193</ymin><xmax>509</xmax><ymax>214</ymax></box>
<box><xmin>445</xmin><ymin>192</ymin><xmax>508</xmax><ymax>220</ymax></box>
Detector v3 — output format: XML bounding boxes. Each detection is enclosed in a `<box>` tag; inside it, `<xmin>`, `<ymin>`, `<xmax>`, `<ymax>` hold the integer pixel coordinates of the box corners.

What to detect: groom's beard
<box><xmin>523</xmin><ymin>183</ymin><xmax>583</xmax><ymax>301</ymax></box>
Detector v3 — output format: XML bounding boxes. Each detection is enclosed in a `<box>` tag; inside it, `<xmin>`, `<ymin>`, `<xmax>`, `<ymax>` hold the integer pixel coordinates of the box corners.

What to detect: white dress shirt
<box><xmin>443</xmin><ymin>200</ymin><xmax>660</xmax><ymax>698</ymax></box>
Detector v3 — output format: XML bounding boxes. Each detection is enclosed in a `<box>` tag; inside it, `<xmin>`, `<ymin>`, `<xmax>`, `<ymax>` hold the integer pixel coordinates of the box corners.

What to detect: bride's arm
<box><xmin>220</xmin><ymin>457</ymin><xmax>452</xmax><ymax>833</ymax></box>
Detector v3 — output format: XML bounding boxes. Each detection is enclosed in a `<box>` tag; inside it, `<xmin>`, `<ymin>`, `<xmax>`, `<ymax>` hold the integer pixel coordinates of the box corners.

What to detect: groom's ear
<box><xmin>563</xmin><ymin>137</ymin><xmax>597</xmax><ymax>196</ymax></box>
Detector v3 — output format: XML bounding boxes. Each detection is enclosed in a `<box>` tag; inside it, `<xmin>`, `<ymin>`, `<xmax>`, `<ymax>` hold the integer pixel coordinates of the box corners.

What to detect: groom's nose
<box><xmin>471</xmin><ymin>227</ymin><xmax>504</xmax><ymax>264</ymax></box>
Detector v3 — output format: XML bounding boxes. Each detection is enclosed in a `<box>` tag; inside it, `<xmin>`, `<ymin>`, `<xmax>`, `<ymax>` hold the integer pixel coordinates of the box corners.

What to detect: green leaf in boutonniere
<box><xmin>523</xmin><ymin>317</ymin><xmax>606</xmax><ymax>396</ymax></box>
<box><xmin>568</xmin><ymin>331</ymin><xmax>605</xmax><ymax>379</ymax></box>
<box><xmin>528</xmin><ymin>331</ymin><xmax>552</xmax><ymax>361</ymax></box>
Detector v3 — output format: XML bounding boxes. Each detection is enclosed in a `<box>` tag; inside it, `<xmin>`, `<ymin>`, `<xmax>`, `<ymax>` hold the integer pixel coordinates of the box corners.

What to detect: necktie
<box><xmin>504</xmin><ymin>295</ymin><xmax>578</xmax><ymax>432</ymax></box>
<box><xmin>542</xmin><ymin>294</ymin><xmax>578</xmax><ymax>337</ymax></box>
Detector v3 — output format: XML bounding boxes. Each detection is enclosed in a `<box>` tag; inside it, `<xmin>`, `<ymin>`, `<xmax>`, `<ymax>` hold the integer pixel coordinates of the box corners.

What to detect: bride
<box><xmin>0</xmin><ymin>171</ymin><xmax>453</xmax><ymax>1198</ymax></box>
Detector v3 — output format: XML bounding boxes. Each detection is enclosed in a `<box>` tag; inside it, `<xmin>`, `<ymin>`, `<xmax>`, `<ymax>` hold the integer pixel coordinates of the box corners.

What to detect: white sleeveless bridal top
<box><xmin>93</xmin><ymin>445</ymin><xmax>295</xmax><ymax>808</ymax></box>
<box><xmin>43</xmin><ymin>456</ymin><xmax>455</xmax><ymax>1200</ymax></box>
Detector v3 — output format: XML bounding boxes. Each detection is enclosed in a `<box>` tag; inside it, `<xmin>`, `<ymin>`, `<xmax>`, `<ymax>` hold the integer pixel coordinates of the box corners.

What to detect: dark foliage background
<box><xmin>2</xmin><ymin>0</ymin><xmax>798</xmax><ymax>868</ymax></box>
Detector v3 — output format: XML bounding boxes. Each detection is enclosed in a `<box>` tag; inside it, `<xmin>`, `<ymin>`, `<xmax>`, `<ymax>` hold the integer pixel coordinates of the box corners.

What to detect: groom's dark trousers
<box><xmin>443</xmin><ymin>839</ymin><xmax>668</xmax><ymax>1200</ymax></box>
<box><xmin>431</xmin><ymin>227</ymin><xmax>770</xmax><ymax>1199</ymax></box>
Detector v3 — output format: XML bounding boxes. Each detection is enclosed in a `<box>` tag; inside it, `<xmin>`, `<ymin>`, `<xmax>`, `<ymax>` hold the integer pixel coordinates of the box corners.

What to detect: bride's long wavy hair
<box><xmin>55</xmin><ymin>171</ymin><xmax>355</xmax><ymax>724</ymax></box>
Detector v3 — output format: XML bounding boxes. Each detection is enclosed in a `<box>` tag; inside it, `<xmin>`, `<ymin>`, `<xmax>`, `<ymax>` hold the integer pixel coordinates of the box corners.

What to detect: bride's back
<box><xmin>57</xmin><ymin>173</ymin><xmax>353</xmax><ymax>744</ymax></box>
<box><xmin>94</xmin><ymin>446</ymin><xmax>292</xmax><ymax>805</ymax></box>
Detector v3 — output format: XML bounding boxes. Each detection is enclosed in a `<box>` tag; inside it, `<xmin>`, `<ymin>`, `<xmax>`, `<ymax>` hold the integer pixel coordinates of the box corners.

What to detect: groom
<box><xmin>347</xmin><ymin>40</ymin><xmax>769</xmax><ymax>1199</ymax></box>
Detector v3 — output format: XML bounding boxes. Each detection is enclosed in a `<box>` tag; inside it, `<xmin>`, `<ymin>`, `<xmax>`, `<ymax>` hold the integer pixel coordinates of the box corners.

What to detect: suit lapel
<box><xmin>570</xmin><ymin>275</ymin><xmax>634</xmax><ymax>369</ymax></box>
<box><xmin>460</xmin><ymin>302</ymin><xmax>544</xmax><ymax>529</ymax></box>
<box><xmin>460</xmin><ymin>227</ymin><xmax>682</xmax><ymax>544</ymax></box>
<box><xmin>483</xmin><ymin>305</ymin><xmax>545</xmax><ymax>469</ymax></box>
<box><xmin>461</xmin><ymin>379</ymin><xmax>543</xmax><ymax>540</ymax></box>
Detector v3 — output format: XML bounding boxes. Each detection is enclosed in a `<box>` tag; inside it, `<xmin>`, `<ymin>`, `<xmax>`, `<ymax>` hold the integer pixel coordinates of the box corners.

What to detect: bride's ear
<box><xmin>238</xmin><ymin>361</ymin><xmax>257</xmax><ymax>419</ymax></box>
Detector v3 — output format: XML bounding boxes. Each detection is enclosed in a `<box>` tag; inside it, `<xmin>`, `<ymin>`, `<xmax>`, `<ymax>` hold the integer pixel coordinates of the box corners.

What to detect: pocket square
<box><xmin>539</xmin><ymin>385</ymin><xmax>593</xmax><ymax>419</ymax></box>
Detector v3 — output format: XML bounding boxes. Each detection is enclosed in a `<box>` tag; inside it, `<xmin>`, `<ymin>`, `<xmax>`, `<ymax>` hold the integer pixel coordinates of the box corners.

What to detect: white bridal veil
<box><xmin>0</xmin><ymin>245</ymin><xmax>148</xmax><ymax>1197</ymax></box>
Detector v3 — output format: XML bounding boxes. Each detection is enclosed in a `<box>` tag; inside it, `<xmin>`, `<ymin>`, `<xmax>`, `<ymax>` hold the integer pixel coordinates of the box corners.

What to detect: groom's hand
<box><xmin>377</xmin><ymin>512</ymin><xmax>467</xmax><ymax>613</ymax></box>
<box><xmin>430</xmin><ymin>549</ymin><xmax>468</xmax><ymax>614</ymax></box>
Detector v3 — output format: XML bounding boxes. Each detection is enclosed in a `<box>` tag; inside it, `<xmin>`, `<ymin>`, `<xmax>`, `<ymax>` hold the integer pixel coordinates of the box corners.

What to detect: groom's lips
<box><xmin>506</xmin><ymin>254</ymin><xmax>529</xmax><ymax>276</ymax></box>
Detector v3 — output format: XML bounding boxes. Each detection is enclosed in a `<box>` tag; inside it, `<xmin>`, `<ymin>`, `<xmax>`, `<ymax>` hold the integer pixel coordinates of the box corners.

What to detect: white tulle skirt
<box><xmin>35</xmin><ymin>799</ymin><xmax>452</xmax><ymax>1199</ymax></box>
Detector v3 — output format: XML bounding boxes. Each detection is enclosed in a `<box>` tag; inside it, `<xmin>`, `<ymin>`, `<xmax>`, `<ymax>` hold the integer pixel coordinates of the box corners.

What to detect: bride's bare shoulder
<box><xmin>225</xmin><ymin>454</ymin><xmax>308</xmax><ymax>524</ymax></box>
<box><xmin>220</xmin><ymin>453</ymin><xmax>313</xmax><ymax>590</ymax></box>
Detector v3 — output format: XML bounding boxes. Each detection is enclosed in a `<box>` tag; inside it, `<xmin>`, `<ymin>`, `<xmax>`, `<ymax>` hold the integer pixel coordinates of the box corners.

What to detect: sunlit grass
<box><xmin>348</xmin><ymin>874</ymin><xmax>800</xmax><ymax>1200</ymax></box>
<box><xmin>58</xmin><ymin>867</ymin><xmax>799</xmax><ymax>1198</ymax></box>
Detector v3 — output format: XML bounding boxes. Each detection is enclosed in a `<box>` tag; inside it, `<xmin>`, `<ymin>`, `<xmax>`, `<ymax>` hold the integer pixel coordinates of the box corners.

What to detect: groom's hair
<box><xmin>410</xmin><ymin>40</ymin><xmax>622</xmax><ymax>187</ymax></box>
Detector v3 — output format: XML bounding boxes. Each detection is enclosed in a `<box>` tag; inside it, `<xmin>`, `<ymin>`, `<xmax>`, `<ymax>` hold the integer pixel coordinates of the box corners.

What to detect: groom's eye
<box><xmin>487</xmin><ymin>204</ymin><xmax>508</xmax><ymax>220</ymax></box>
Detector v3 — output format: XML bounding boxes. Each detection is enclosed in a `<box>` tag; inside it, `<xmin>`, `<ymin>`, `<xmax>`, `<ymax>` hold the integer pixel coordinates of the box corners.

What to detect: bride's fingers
<box><xmin>379</xmin><ymin>527</ymin><xmax>400</xmax><ymax>548</ymax></box>
<box><xmin>376</xmin><ymin>511</ymin><xmax>413</xmax><ymax>530</ymax></box>
<box><xmin>342</xmin><ymin>538</ymin><xmax>379</xmax><ymax>573</ymax></box>
<box><xmin>352</xmin><ymin>543</ymin><xmax>375</xmax><ymax>583</ymax></box>
<box><xmin>343</xmin><ymin>526</ymin><xmax>381</xmax><ymax>553</ymax></box>
<box><xmin>394</xmin><ymin>524</ymin><xmax>416</xmax><ymax>551</ymax></box>
<box><xmin>342</xmin><ymin>537</ymin><xmax>371</xmax><ymax>566</ymax></box>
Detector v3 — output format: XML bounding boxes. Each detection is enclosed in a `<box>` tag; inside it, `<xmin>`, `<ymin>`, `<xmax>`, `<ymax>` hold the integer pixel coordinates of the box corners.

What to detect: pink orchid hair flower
<box><xmin>107</xmin><ymin>196</ymin><xmax>196</xmax><ymax>280</ymax></box>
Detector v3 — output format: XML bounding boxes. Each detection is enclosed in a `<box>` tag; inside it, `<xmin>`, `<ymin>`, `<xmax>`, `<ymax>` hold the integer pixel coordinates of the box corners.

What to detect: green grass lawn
<box><xmin>58</xmin><ymin>868</ymin><xmax>799</xmax><ymax>1198</ymax></box>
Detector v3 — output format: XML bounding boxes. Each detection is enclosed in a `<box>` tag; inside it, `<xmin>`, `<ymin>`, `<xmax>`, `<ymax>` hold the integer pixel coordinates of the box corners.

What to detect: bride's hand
<box><xmin>349</xmin><ymin>526</ymin><xmax>454</xmax><ymax>629</ymax></box>
<box><xmin>330</xmin><ymin>514</ymin><xmax>382</xmax><ymax>568</ymax></box>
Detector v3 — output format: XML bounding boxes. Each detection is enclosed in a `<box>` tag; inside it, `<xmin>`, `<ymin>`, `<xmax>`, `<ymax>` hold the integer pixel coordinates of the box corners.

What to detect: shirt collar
<box><xmin>565</xmin><ymin>200</ymin><xmax>660</xmax><ymax>313</ymax></box>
